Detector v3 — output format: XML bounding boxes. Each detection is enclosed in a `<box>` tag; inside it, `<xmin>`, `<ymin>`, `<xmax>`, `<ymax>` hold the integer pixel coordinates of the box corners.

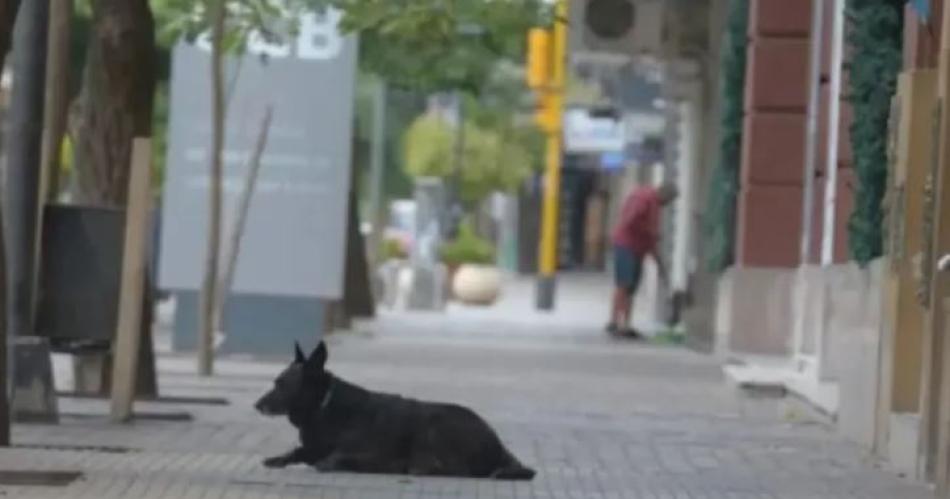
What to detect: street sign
<box><xmin>564</xmin><ymin>108</ymin><xmax>626</xmax><ymax>153</ymax></box>
<box><xmin>600</xmin><ymin>151</ymin><xmax>626</xmax><ymax>170</ymax></box>
<box><xmin>159</xmin><ymin>10</ymin><xmax>358</xmax><ymax>299</ymax></box>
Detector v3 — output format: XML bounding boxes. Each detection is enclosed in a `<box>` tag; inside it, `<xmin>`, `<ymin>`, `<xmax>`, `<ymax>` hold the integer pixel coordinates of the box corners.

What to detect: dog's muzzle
<box><xmin>254</xmin><ymin>399</ymin><xmax>274</xmax><ymax>416</ymax></box>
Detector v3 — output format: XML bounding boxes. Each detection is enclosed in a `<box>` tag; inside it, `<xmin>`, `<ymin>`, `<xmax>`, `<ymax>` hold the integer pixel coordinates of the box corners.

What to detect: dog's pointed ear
<box><xmin>294</xmin><ymin>342</ymin><xmax>306</xmax><ymax>364</ymax></box>
<box><xmin>307</xmin><ymin>341</ymin><xmax>328</xmax><ymax>370</ymax></box>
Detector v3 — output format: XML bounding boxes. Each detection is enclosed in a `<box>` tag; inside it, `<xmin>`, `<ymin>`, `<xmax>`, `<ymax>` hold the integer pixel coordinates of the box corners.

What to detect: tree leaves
<box><xmin>151</xmin><ymin>0</ymin><xmax>549</xmax><ymax>204</ymax></box>
<box><xmin>846</xmin><ymin>0</ymin><xmax>903</xmax><ymax>264</ymax></box>
<box><xmin>153</xmin><ymin>0</ymin><xmax>550</xmax><ymax>94</ymax></box>
<box><xmin>703</xmin><ymin>0</ymin><xmax>748</xmax><ymax>271</ymax></box>
<box><xmin>403</xmin><ymin>112</ymin><xmax>538</xmax><ymax>204</ymax></box>
<box><xmin>403</xmin><ymin>114</ymin><xmax>454</xmax><ymax>178</ymax></box>
<box><xmin>328</xmin><ymin>0</ymin><xmax>551</xmax><ymax>93</ymax></box>
<box><xmin>152</xmin><ymin>0</ymin><xmax>331</xmax><ymax>53</ymax></box>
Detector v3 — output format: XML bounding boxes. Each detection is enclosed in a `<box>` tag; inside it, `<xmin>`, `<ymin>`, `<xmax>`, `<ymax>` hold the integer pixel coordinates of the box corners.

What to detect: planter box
<box><xmin>452</xmin><ymin>264</ymin><xmax>502</xmax><ymax>306</ymax></box>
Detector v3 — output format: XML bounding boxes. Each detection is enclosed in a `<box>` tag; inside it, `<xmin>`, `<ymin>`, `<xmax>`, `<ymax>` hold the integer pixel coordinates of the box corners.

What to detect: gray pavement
<box><xmin>0</xmin><ymin>273</ymin><xmax>934</xmax><ymax>498</ymax></box>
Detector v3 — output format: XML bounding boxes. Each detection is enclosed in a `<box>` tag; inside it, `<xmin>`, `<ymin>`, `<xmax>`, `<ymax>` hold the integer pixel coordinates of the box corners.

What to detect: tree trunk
<box><xmin>39</xmin><ymin>0</ymin><xmax>73</xmax><ymax>203</ymax></box>
<box><xmin>0</xmin><ymin>0</ymin><xmax>21</xmax><ymax>73</ymax></box>
<box><xmin>215</xmin><ymin>107</ymin><xmax>273</xmax><ymax>337</ymax></box>
<box><xmin>66</xmin><ymin>0</ymin><xmax>155</xmax><ymax>396</ymax></box>
<box><xmin>198</xmin><ymin>0</ymin><xmax>226</xmax><ymax>377</ymax></box>
<box><xmin>342</xmin><ymin>129</ymin><xmax>375</xmax><ymax>321</ymax></box>
<box><xmin>70</xmin><ymin>0</ymin><xmax>155</xmax><ymax>206</ymax></box>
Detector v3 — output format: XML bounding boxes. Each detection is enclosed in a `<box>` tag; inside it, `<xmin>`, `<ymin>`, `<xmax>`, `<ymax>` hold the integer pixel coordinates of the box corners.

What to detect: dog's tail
<box><xmin>491</xmin><ymin>451</ymin><xmax>536</xmax><ymax>481</ymax></box>
<box><xmin>492</xmin><ymin>464</ymin><xmax>535</xmax><ymax>481</ymax></box>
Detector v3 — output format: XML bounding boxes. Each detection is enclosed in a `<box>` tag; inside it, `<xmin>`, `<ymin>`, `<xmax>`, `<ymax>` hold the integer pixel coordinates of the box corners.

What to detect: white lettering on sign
<box><xmin>247</xmin><ymin>30</ymin><xmax>292</xmax><ymax>59</ymax></box>
<box><xmin>297</xmin><ymin>11</ymin><xmax>344</xmax><ymax>60</ymax></box>
<box><xmin>194</xmin><ymin>9</ymin><xmax>344</xmax><ymax>60</ymax></box>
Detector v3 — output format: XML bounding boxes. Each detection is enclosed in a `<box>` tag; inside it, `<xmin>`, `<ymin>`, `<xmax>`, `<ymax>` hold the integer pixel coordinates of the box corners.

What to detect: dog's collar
<box><xmin>319</xmin><ymin>380</ymin><xmax>335</xmax><ymax>410</ymax></box>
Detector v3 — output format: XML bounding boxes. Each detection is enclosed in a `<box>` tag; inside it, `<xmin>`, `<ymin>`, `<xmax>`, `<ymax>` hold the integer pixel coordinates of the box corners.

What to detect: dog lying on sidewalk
<box><xmin>254</xmin><ymin>341</ymin><xmax>536</xmax><ymax>480</ymax></box>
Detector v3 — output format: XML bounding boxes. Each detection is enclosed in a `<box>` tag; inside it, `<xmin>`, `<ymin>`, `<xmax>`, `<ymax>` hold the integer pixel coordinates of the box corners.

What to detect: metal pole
<box><xmin>449</xmin><ymin>90</ymin><xmax>466</xmax><ymax>237</ymax></box>
<box><xmin>367</xmin><ymin>78</ymin><xmax>387</xmax><ymax>264</ymax></box>
<box><xmin>0</xmin><ymin>202</ymin><xmax>7</xmax><ymax>446</ymax></box>
<box><xmin>536</xmin><ymin>0</ymin><xmax>568</xmax><ymax>310</ymax></box>
<box><xmin>3</xmin><ymin>0</ymin><xmax>49</xmax><ymax>443</ymax></box>
<box><xmin>820</xmin><ymin>0</ymin><xmax>845</xmax><ymax>265</ymax></box>
<box><xmin>800</xmin><ymin>0</ymin><xmax>824</xmax><ymax>264</ymax></box>
<box><xmin>5</xmin><ymin>0</ymin><xmax>48</xmax><ymax>339</ymax></box>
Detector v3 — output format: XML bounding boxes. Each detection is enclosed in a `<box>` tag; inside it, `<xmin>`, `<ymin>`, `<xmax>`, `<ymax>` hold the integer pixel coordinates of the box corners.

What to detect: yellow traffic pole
<box><xmin>535</xmin><ymin>0</ymin><xmax>567</xmax><ymax>310</ymax></box>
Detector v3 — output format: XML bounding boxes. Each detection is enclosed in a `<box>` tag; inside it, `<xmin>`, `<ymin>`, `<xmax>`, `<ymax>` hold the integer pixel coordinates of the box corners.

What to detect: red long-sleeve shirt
<box><xmin>611</xmin><ymin>186</ymin><xmax>661</xmax><ymax>256</ymax></box>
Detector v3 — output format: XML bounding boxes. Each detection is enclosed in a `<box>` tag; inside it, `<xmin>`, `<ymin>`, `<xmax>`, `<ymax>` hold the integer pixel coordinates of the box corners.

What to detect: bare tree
<box><xmin>214</xmin><ymin>106</ymin><xmax>273</xmax><ymax>337</ymax></box>
<box><xmin>198</xmin><ymin>0</ymin><xmax>227</xmax><ymax>376</ymax></box>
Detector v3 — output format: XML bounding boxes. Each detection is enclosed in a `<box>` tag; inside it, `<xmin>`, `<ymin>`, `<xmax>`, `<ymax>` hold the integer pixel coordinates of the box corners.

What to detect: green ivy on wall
<box><xmin>703</xmin><ymin>0</ymin><xmax>748</xmax><ymax>271</ymax></box>
<box><xmin>846</xmin><ymin>0</ymin><xmax>903</xmax><ymax>264</ymax></box>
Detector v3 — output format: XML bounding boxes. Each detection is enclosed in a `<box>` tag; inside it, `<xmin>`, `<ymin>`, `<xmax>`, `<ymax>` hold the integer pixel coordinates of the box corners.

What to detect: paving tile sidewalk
<box><xmin>0</xmin><ymin>274</ymin><xmax>933</xmax><ymax>498</ymax></box>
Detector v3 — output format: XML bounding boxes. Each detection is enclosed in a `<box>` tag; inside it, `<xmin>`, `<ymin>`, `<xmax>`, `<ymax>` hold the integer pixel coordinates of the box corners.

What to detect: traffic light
<box><xmin>527</xmin><ymin>27</ymin><xmax>557</xmax><ymax>132</ymax></box>
<box><xmin>526</xmin><ymin>28</ymin><xmax>551</xmax><ymax>89</ymax></box>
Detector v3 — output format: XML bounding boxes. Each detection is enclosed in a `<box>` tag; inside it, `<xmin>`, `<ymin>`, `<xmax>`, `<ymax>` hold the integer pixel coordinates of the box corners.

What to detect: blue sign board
<box><xmin>600</xmin><ymin>151</ymin><xmax>626</xmax><ymax>171</ymax></box>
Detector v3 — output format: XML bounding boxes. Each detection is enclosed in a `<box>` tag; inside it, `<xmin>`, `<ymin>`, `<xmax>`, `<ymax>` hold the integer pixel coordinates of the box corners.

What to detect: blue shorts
<box><xmin>613</xmin><ymin>246</ymin><xmax>643</xmax><ymax>293</ymax></box>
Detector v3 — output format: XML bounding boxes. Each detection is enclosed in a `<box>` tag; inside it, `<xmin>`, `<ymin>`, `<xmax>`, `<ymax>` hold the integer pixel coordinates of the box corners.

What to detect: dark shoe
<box><xmin>605</xmin><ymin>322</ymin><xmax>618</xmax><ymax>334</ymax></box>
<box><xmin>616</xmin><ymin>328</ymin><xmax>644</xmax><ymax>340</ymax></box>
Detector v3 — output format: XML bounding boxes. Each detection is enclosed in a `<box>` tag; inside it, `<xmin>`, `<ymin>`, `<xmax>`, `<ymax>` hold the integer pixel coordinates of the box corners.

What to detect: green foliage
<box><xmin>150</xmin><ymin>0</ymin><xmax>543</xmax><ymax>204</ymax></box>
<box><xmin>650</xmin><ymin>327</ymin><xmax>686</xmax><ymax>346</ymax></box>
<box><xmin>460</xmin><ymin>69</ymin><xmax>544</xmax><ymax>199</ymax></box>
<box><xmin>328</xmin><ymin>0</ymin><xmax>551</xmax><ymax>93</ymax></box>
<box><xmin>340</xmin><ymin>2</ymin><xmax>547</xmax><ymax>206</ymax></box>
<box><xmin>464</xmin><ymin>66</ymin><xmax>531</xmax><ymax>129</ymax></box>
<box><xmin>846</xmin><ymin>0</ymin><xmax>903</xmax><ymax>264</ymax></box>
<box><xmin>153</xmin><ymin>0</ymin><xmax>550</xmax><ymax>93</ymax></box>
<box><xmin>460</xmin><ymin>121</ymin><xmax>533</xmax><ymax>202</ymax></box>
<box><xmin>404</xmin><ymin>113</ymin><xmax>455</xmax><ymax>177</ymax></box>
<box><xmin>149</xmin><ymin>0</ymin><xmax>546</xmax><ymax>210</ymax></box>
<box><xmin>439</xmin><ymin>220</ymin><xmax>495</xmax><ymax>266</ymax></box>
<box><xmin>381</xmin><ymin>237</ymin><xmax>408</xmax><ymax>260</ymax></box>
<box><xmin>703</xmin><ymin>0</ymin><xmax>748</xmax><ymax>271</ymax></box>
<box><xmin>152</xmin><ymin>0</ymin><xmax>330</xmax><ymax>52</ymax></box>
<box><xmin>403</xmin><ymin>112</ymin><xmax>539</xmax><ymax>204</ymax></box>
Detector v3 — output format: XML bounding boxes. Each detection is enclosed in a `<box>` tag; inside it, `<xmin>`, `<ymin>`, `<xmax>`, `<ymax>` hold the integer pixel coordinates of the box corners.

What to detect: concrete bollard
<box><xmin>12</xmin><ymin>336</ymin><xmax>59</xmax><ymax>423</ymax></box>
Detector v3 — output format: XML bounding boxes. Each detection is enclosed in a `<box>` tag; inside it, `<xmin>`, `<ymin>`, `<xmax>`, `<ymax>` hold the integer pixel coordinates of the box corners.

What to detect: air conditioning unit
<box><xmin>571</xmin><ymin>0</ymin><xmax>665</xmax><ymax>59</ymax></box>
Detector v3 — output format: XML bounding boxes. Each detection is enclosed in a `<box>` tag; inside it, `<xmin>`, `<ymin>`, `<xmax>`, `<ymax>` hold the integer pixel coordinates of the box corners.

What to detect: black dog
<box><xmin>254</xmin><ymin>341</ymin><xmax>536</xmax><ymax>480</ymax></box>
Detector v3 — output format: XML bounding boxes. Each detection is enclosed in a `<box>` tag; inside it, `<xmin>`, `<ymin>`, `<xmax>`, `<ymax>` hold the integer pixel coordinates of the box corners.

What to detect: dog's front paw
<box><xmin>313</xmin><ymin>455</ymin><xmax>341</xmax><ymax>472</ymax></box>
<box><xmin>263</xmin><ymin>455</ymin><xmax>291</xmax><ymax>469</ymax></box>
